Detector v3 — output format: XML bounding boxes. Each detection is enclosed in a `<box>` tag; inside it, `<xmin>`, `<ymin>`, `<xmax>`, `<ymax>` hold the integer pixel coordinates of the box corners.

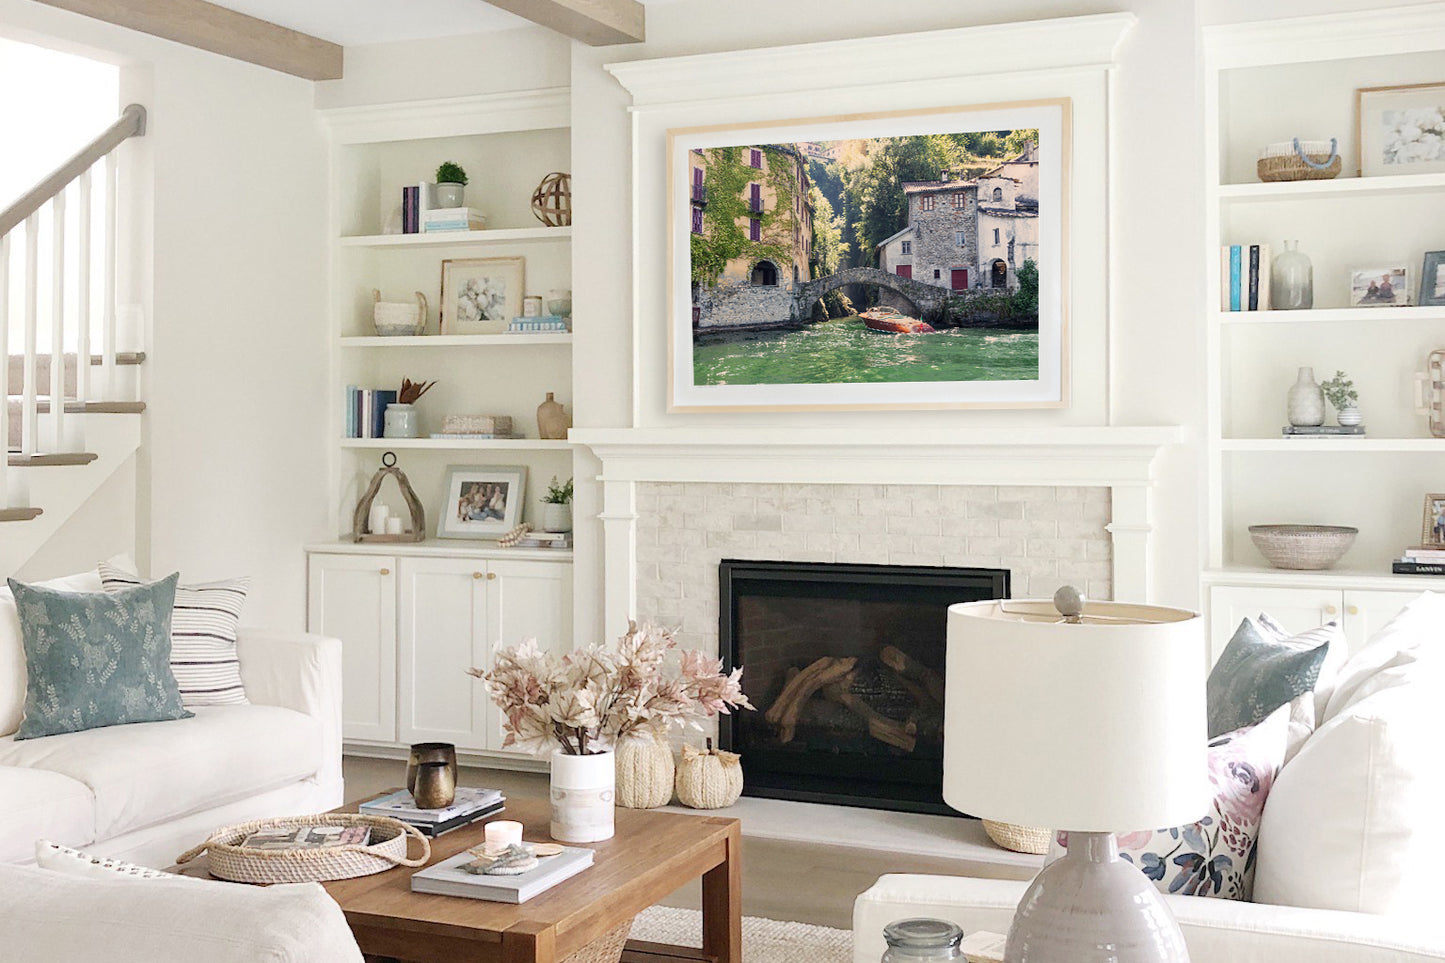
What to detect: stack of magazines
<box><xmin>359</xmin><ymin>787</ymin><xmax>505</xmax><ymax>837</ymax></box>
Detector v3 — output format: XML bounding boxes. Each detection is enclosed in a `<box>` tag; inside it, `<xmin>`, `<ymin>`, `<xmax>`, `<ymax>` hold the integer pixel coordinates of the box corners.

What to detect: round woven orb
<box><xmin>531</xmin><ymin>171</ymin><xmax>572</xmax><ymax>227</ymax></box>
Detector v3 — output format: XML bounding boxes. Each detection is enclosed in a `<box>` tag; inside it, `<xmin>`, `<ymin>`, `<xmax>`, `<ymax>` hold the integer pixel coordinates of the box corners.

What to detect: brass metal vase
<box><xmin>406</xmin><ymin>742</ymin><xmax>458</xmax><ymax>808</ymax></box>
<box><xmin>413</xmin><ymin>761</ymin><xmax>457</xmax><ymax>809</ymax></box>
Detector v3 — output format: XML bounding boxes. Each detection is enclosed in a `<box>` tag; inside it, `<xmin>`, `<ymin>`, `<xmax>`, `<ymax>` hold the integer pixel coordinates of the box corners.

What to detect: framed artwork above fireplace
<box><xmin>718</xmin><ymin>558</ymin><xmax>1009</xmax><ymax>816</ymax></box>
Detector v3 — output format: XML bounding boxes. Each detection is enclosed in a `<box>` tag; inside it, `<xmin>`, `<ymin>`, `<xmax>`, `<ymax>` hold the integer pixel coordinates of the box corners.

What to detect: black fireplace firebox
<box><xmin>718</xmin><ymin>560</ymin><xmax>1008</xmax><ymax>816</ymax></box>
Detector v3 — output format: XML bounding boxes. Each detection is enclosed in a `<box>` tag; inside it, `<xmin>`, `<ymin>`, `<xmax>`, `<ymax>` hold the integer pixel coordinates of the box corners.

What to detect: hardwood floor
<box><xmin>343</xmin><ymin>756</ymin><xmax>1012</xmax><ymax>930</ymax></box>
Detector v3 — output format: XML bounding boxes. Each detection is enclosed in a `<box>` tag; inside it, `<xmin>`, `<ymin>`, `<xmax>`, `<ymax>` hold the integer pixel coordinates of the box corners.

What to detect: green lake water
<box><xmin>692</xmin><ymin>317</ymin><xmax>1039</xmax><ymax>386</ymax></box>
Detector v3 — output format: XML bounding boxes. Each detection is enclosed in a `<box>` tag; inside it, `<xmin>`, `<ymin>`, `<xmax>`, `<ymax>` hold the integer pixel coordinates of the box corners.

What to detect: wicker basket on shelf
<box><xmin>1257</xmin><ymin>138</ymin><xmax>1342</xmax><ymax>182</ymax></box>
<box><xmin>175</xmin><ymin>813</ymin><xmax>430</xmax><ymax>884</ymax></box>
<box><xmin>981</xmin><ymin>819</ymin><xmax>1052</xmax><ymax>856</ymax></box>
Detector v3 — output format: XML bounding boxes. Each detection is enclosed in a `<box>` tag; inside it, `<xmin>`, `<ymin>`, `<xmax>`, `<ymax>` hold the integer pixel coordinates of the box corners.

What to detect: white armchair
<box><xmin>854</xmin><ymin>874</ymin><xmax>1445</xmax><ymax>963</ymax></box>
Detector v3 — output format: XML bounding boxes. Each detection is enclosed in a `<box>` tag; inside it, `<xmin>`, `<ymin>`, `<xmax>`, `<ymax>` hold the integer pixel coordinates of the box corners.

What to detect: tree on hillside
<box><xmin>849</xmin><ymin>134</ymin><xmax>967</xmax><ymax>259</ymax></box>
<box><xmin>808</xmin><ymin>185</ymin><xmax>847</xmax><ymax>279</ymax></box>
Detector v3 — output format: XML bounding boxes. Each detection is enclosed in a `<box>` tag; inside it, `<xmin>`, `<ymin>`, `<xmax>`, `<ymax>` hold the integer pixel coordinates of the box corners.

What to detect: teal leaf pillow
<box><xmin>9</xmin><ymin>575</ymin><xmax>192</xmax><ymax>740</ymax></box>
<box><xmin>1206</xmin><ymin>617</ymin><xmax>1334</xmax><ymax>739</ymax></box>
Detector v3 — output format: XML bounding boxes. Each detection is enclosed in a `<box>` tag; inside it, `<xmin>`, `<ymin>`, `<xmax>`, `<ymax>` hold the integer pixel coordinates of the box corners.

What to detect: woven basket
<box><xmin>1257</xmin><ymin>138</ymin><xmax>1342</xmax><ymax>182</ymax></box>
<box><xmin>1248</xmin><ymin>524</ymin><xmax>1357</xmax><ymax>571</ymax></box>
<box><xmin>175</xmin><ymin>813</ymin><xmax>430</xmax><ymax>884</ymax></box>
<box><xmin>981</xmin><ymin>819</ymin><xmax>1052</xmax><ymax>855</ymax></box>
<box><xmin>562</xmin><ymin>918</ymin><xmax>633</xmax><ymax>963</ymax></box>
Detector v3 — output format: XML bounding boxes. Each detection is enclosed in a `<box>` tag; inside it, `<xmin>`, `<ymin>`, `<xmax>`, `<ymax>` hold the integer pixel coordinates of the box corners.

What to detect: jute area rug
<box><xmin>629</xmin><ymin>905</ymin><xmax>852</xmax><ymax>963</ymax></box>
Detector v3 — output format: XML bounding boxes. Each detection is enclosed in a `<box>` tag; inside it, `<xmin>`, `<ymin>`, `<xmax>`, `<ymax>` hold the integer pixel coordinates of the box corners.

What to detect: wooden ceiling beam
<box><xmin>30</xmin><ymin>0</ymin><xmax>343</xmax><ymax>81</ymax></box>
<box><xmin>482</xmin><ymin>0</ymin><xmax>644</xmax><ymax>46</ymax></box>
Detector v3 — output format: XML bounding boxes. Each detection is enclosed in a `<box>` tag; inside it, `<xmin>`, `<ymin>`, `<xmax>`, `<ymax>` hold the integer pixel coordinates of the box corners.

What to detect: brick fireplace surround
<box><xmin>572</xmin><ymin>426</ymin><xmax>1182</xmax><ymax>655</ymax></box>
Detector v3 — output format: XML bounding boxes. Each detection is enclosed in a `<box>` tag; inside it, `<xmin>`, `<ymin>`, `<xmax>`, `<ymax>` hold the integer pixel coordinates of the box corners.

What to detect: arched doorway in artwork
<box><xmin>751</xmin><ymin>259</ymin><xmax>779</xmax><ymax>286</ymax></box>
<box><xmin>990</xmin><ymin>259</ymin><xmax>1008</xmax><ymax>288</ymax></box>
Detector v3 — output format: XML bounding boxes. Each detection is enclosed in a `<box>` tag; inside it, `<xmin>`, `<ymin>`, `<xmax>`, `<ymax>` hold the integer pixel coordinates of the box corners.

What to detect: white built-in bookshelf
<box><xmin>1201</xmin><ymin>8</ymin><xmax>1445</xmax><ymax>653</ymax></box>
<box><xmin>318</xmin><ymin>88</ymin><xmax>575</xmax><ymax>549</ymax></box>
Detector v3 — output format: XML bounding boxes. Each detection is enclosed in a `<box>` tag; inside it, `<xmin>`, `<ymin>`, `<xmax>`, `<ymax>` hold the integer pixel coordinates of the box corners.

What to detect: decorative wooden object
<box><xmin>352</xmin><ymin>452</ymin><xmax>426</xmax><ymax>543</ymax></box>
<box><xmin>531</xmin><ymin>171</ymin><xmax>572</xmax><ymax>227</ymax></box>
<box><xmin>1418</xmin><ymin>349</ymin><xmax>1445</xmax><ymax>438</ymax></box>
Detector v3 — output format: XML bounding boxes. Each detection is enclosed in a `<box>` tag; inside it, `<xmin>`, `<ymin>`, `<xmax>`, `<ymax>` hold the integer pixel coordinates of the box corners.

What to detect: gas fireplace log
<box><xmin>879</xmin><ymin>645</ymin><xmax>945</xmax><ymax>705</ymax></box>
<box><xmin>769</xmin><ymin>656</ymin><xmax>858</xmax><ymax>743</ymax></box>
<box><xmin>821</xmin><ymin>675</ymin><xmax>918</xmax><ymax>753</ymax></box>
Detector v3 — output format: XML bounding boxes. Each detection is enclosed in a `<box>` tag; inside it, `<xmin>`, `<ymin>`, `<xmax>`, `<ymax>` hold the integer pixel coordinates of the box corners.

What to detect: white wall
<box><xmin>0</xmin><ymin>2</ymin><xmax>330</xmax><ymax>630</ymax></box>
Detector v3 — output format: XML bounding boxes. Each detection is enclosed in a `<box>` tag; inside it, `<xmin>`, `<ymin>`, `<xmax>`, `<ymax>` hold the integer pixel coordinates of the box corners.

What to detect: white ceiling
<box><xmin>206</xmin><ymin>0</ymin><xmax>671</xmax><ymax>46</ymax></box>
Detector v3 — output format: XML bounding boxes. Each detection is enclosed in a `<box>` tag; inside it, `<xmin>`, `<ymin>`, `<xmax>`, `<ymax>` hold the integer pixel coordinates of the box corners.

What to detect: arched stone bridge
<box><xmin>794</xmin><ymin>266</ymin><xmax>950</xmax><ymax>322</ymax></box>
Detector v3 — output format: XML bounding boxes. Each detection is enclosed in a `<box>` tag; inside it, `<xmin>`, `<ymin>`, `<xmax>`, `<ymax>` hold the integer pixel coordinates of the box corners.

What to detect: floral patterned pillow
<box><xmin>1116</xmin><ymin>701</ymin><xmax>1290</xmax><ymax>900</ymax></box>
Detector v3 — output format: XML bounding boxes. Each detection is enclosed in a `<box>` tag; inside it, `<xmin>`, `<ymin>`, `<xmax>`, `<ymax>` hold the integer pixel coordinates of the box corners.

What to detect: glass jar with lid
<box><xmin>882</xmin><ymin>918</ymin><xmax>964</xmax><ymax>962</ymax></box>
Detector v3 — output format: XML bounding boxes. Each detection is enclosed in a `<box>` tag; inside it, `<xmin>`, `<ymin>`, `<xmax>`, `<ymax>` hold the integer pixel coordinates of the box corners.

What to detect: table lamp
<box><xmin>943</xmin><ymin>589</ymin><xmax>1208</xmax><ymax>963</ymax></box>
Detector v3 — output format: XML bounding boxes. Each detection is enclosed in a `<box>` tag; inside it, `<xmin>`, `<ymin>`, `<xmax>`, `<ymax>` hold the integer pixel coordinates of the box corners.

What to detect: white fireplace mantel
<box><xmin>572</xmin><ymin>426</ymin><xmax>1184</xmax><ymax>629</ymax></box>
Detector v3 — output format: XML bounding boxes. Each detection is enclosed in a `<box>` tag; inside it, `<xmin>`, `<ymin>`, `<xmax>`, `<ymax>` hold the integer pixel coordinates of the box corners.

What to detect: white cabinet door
<box><xmin>1208</xmin><ymin>585</ymin><xmax>1341</xmax><ymax>665</ymax></box>
<box><xmin>308</xmin><ymin>553</ymin><xmax>396</xmax><ymax>743</ymax></box>
<box><xmin>485</xmin><ymin>559</ymin><xmax>573</xmax><ymax>752</ymax></box>
<box><xmin>1342</xmin><ymin>590</ymin><xmax>1423</xmax><ymax>654</ymax></box>
<box><xmin>396</xmin><ymin>556</ymin><xmax>492</xmax><ymax>752</ymax></box>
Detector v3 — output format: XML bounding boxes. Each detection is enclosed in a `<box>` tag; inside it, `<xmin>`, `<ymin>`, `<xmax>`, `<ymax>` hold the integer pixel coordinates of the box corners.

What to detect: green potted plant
<box><xmin>1321</xmin><ymin>370</ymin><xmax>1362</xmax><ymax>427</ymax></box>
<box><xmin>435</xmin><ymin>161</ymin><xmax>468</xmax><ymax>208</ymax></box>
<box><xmin>541</xmin><ymin>476</ymin><xmax>573</xmax><ymax>533</ymax></box>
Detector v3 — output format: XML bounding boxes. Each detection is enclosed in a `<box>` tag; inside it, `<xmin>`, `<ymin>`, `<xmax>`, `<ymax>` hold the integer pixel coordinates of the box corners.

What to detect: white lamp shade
<box><xmin>942</xmin><ymin>599</ymin><xmax>1209</xmax><ymax>832</ymax></box>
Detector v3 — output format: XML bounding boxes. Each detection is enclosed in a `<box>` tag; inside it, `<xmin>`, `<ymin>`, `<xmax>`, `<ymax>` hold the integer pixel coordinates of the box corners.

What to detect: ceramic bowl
<box><xmin>1248</xmin><ymin>524</ymin><xmax>1357</xmax><ymax>570</ymax></box>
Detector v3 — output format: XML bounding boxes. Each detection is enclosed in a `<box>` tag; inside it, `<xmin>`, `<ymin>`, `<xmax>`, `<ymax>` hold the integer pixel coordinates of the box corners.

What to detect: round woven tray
<box><xmin>175</xmin><ymin>813</ymin><xmax>430</xmax><ymax>884</ymax></box>
<box><xmin>981</xmin><ymin>819</ymin><xmax>1052</xmax><ymax>855</ymax></box>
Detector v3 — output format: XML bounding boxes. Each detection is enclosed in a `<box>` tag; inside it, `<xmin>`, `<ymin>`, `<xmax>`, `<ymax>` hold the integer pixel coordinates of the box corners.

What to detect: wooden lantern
<box><xmin>351</xmin><ymin>452</ymin><xmax>426</xmax><ymax>543</ymax></box>
<box><xmin>531</xmin><ymin>172</ymin><xmax>572</xmax><ymax>227</ymax></box>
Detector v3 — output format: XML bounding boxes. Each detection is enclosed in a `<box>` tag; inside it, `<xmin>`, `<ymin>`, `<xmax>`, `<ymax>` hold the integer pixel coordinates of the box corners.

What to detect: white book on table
<box><xmin>410</xmin><ymin>846</ymin><xmax>594</xmax><ymax>903</ymax></box>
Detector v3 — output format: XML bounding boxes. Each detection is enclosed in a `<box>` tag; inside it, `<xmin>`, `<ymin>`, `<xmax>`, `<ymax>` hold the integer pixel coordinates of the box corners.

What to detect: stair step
<box><xmin>5</xmin><ymin>352</ymin><xmax>145</xmax><ymax>397</ymax></box>
<box><xmin>7</xmin><ymin>451</ymin><xmax>99</xmax><ymax>467</ymax></box>
<box><xmin>0</xmin><ymin>507</ymin><xmax>43</xmax><ymax>522</ymax></box>
<box><xmin>7</xmin><ymin>400</ymin><xmax>147</xmax><ymax>414</ymax></box>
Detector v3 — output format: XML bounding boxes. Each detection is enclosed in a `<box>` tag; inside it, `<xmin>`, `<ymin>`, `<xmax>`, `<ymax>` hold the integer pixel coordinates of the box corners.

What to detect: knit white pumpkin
<box><xmin>615</xmin><ymin>736</ymin><xmax>675</xmax><ymax>809</ymax></box>
<box><xmin>675</xmin><ymin>739</ymin><xmax>743</xmax><ymax>810</ymax></box>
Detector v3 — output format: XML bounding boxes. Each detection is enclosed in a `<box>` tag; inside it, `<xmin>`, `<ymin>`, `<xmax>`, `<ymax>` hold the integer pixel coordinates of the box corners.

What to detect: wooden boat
<box><xmin>860</xmin><ymin>307</ymin><xmax>936</xmax><ymax>334</ymax></box>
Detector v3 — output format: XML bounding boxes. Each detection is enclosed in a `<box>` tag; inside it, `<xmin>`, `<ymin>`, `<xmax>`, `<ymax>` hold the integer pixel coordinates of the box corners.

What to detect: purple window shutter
<box><xmin>750</xmin><ymin>149</ymin><xmax>761</xmax><ymax>168</ymax></box>
<box><xmin>694</xmin><ymin>167</ymin><xmax>703</xmax><ymax>187</ymax></box>
<box><xmin>750</xmin><ymin>183</ymin><xmax>761</xmax><ymax>213</ymax></box>
<box><xmin>692</xmin><ymin>207</ymin><xmax>703</xmax><ymax>234</ymax></box>
<box><xmin>749</xmin><ymin>218</ymin><xmax>760</xmax><ymax>242</ymax></box>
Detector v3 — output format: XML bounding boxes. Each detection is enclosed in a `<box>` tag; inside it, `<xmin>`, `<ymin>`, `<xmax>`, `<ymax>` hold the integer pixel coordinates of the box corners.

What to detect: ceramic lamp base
<box><xmin>1006</xmin><ymin>832</ymin><xmax>1189</xmax><ymax>963</ymax></box>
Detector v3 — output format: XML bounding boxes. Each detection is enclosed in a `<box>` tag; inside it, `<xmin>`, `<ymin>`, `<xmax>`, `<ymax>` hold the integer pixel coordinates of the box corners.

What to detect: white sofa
<box><xmin>855</xmin><ymin>592</ymin><xmax>1445</xmax><ymax>961</ymax></box>
<box><xmin>1</xmin><ymin>570</ymin><xmax>344</xmax><ymax>868</ymax></box>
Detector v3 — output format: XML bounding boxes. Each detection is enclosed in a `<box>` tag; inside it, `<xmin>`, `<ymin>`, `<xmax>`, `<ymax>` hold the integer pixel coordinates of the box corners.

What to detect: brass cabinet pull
<box><xmin>1323</xmin><ymin>604</ymin><xmax>1338</xmax><ymax>616</ymax></box>
<box><xmin>379</xmin><ymin>568</ymin><xmax>391</xmax><ymax>576</ymax></box>
<box><xmin>473</xmin><ymin>572</ymin><xmax>484</xmax><ymax>580</ymax></box>
<box><xmin>487</xmin><ymin>572</ymin><xmax>497</xmax><ymax>580</ymax></box>
<box><xmin>1347</xmin><ymin>605</ymin><xmax>1359</xmax><ymax>615</ymax></box>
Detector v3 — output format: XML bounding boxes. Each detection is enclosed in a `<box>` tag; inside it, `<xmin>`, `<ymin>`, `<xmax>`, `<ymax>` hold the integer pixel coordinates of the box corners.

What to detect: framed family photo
<box><xmin>1349</xmin><ymin>266</ymin><xmax>1409</xmax><ymax>307</ymax></box>
<box><xmin>440</xmin><ymin>257</ymin><xmax>525</xmax><ymax>335</ymax></box>
<box><xmin>1423</xmin><ymin>493</ymin><xmax>1445</xmax><ymax>548</ymax></box>
<box><xmin>1357</xmin><ymin>82</ymin><xmax>1445</xmax><ymax>177</ymax></box>
<box><xmin>666</xmin><ymin>98</ymin><xmax>1071</xmax><ymax>411</ymax></box>
<box><xmin>438</xmin><ymin>465</ymin><xmax>528</xmax><ymax>539</ymax></box>
<box><xmin>1420</xmin><ymin>251</ymin><xmax>1445</xmax><ymax>307</ymax></box>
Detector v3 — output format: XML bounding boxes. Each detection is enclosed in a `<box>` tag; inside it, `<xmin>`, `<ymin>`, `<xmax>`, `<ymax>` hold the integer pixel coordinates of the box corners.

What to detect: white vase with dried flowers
<box><xmin>470</xmin><ymin>621</ymin><xmax>752</xmax><ymax>842</ymax></box>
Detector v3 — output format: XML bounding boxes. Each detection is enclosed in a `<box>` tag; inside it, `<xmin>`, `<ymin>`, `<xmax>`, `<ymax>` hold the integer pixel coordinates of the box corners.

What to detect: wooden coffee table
<box><xmin>173</xmin><ymin>793</ymin><xmax>741</xmax><ymax>963</ymax></box>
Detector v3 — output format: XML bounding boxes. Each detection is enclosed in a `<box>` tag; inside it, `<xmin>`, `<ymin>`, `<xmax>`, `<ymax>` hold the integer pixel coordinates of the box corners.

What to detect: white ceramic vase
<box><xmin>542</xmin><ymin>502</ymin><xmax>573</xmax><ymax>533</ymax></box>
<box><xmin>550</xmin><ymin>749</ymin><xmax>615</xmax><ymax>842</ymax></box>
<box><xmin>1337</xmin><ymin>405</ymin><xmax>1363</xmax><ymax>427</ymax></box>
<box><xmin>436</xmin><ymin>183</ymin><xmax>465</xmax><ymax>208</ymax></box>
<box><xmin>1286</xmin><ymin>366</ymin><xmax>1326</xmax><ymax>427</ymax></box>
<box><xmin>382</xmin><ymin>403</ymin><xmax>419</xmax><ymax>439</ymax></box>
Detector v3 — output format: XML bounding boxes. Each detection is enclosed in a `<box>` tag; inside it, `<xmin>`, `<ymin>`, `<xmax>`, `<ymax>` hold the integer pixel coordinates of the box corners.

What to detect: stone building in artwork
<box><xmin>690</xmin><ymin>144</ymin><xmax>814</xmax><ymax>329</ymax></box>
<box><xmin>881</xmin><ymin>142</ymin><xmax>1039</xmax><ymax>294</ymax></box>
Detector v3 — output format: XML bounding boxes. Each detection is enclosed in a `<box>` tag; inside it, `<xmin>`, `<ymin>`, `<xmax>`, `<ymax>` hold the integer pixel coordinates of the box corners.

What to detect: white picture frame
<box><xmin>437</xmin><ymin>464</ymin><xmax>528</xmax><ymax>539</ymax></box>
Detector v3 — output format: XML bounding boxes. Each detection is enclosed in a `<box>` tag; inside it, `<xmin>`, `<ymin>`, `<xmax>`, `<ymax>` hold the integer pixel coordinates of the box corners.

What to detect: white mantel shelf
<box><xmin>573</xmin><ymin>426</ymin><xmax>1184</xmax><ymax>629</ymax></box>
<box><xmin>571</xmin><ymin>426</ymin><xmax>1183</xmax><ymax>487</ymax></box>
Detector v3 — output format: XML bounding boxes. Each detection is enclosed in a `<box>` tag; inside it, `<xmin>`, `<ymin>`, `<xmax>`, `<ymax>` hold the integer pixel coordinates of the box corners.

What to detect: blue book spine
<box><xmin>373</xmin><ymin>390</ymin><xmax>396</xmax><ymax>439</ymax></box>
<box><xmin>1229</xmin><ymin>246</ymin><xmax>1242</xmax><ymax>312</ymax></box>
<box><xmin>345</xmin><ymin>385</ymin><xmax>357</xmax><ymax>438</ymax></box>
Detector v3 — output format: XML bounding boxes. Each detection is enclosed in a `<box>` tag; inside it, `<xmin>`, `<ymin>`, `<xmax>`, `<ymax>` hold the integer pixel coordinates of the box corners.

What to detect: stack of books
<box><xmin>1219</xmin><ymin>243</ymin><xmax>1272</xmax><ymax>312</ymax></box>
<box><xmin>1281</xmin><ymin>425</ymin><xmax>1366</xmax><ymax>437</ymax></box>
<box><xmin>508</xmin><ymin>316</ymin><xmax>569</xmax><ymax>334</ymax></box>
<box><xmin>423</xmin><ymin>207</ymin><xmax>487</xmax><ymax>233</ymax></box>
<box><xmin>513</xmin><ymin>530</ymin><xmax>572</xmax><ymax>550</ymax></box>
<box><xmin>1393</xmin><ymin>546</ymin><xmax>1445</xmax><ymax>576</ymax></box>
<box><xmin>411</xmin><ymin>845</ymin><xmax>594</xmax><ymax>903</ymax></box>
<box><xmin>359</xmin><ymin>787</ymin><xmax>505</xmax><ymax>837</ymax></box>
<box><xmin>345</xmin><ymin>386</ymin><xmax>396</xmax><ymax>439</ymax></box>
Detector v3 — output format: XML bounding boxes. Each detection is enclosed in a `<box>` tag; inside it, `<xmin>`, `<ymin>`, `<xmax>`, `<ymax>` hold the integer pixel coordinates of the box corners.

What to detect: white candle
<box><xmin>368</xmin><ymin>503</ymin><xmax>390</xmax><ymax>534</ymax></box>
<box><xmin>385</xmin><ymin>516</ymin><xmax>404</xmax><ymax>535</ymax></box>
<box><xmin>484</xmin><ymin>820</ymin><xmax>524</xmax><ymax>852</ymax></box>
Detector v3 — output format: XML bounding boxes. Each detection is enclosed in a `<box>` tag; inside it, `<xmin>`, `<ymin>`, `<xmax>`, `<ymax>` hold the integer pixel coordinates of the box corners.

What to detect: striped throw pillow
<box><xmin>98</xmin><ymin>562</ymin><xmax>250</xmax><ymax>707</ymax></box>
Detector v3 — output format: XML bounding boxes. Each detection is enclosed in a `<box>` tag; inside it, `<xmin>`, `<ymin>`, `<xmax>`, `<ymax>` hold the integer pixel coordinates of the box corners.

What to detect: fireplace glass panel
<box><xmin>719</xmin><ymin>560</ymin><xmax>1008</xmax><ymax>815</ymax></box>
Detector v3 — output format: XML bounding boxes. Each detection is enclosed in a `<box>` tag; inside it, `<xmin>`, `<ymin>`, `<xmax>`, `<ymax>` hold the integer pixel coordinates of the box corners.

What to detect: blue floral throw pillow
<box><xmin>1114</xmin><ymin>702</ymin><xmax>1291</xmax><ymax>900</ymax></box>
<box><xmin>9</xmin><ymin>575</ymin><xmax>192</xmax><ymax>740</ymax></box>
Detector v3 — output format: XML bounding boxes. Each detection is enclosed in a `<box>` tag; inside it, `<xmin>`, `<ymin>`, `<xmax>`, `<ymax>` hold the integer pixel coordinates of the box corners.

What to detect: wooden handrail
<box><xmin>0</xmin><ymin>103</ymin><xmax>146</xmax><ymax>237</ymax></box>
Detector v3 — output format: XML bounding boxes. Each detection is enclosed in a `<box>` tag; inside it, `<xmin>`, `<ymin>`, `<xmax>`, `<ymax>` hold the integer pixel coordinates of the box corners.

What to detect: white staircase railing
<box><xmin>0</xmin><ymin>103</ymin><xmax>145</xmax><ymax>514</ymax></box>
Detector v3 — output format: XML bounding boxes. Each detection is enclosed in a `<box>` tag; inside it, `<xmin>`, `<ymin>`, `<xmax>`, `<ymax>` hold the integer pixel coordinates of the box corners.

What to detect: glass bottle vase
<box><xmin>1271</xmin><ymin>240</ymin><xmax>1313</xmax><ymax>310</ymax></box>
